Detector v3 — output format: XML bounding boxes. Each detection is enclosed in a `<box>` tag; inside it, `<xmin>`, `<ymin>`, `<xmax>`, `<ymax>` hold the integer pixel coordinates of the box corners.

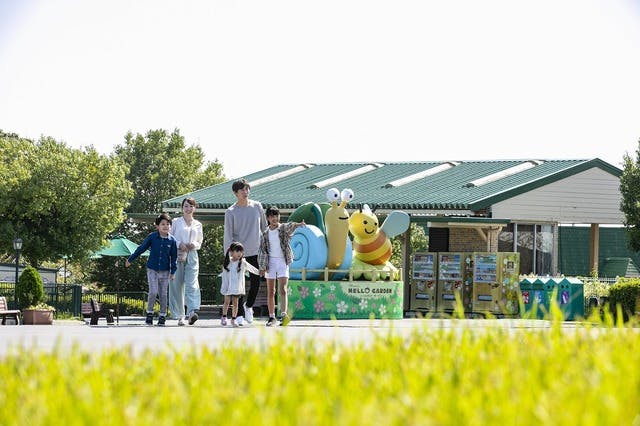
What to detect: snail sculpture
<box><xmin>288</xmin><ymin>188</ymin><xmax>354</xmax><ymax>280</ymax></box>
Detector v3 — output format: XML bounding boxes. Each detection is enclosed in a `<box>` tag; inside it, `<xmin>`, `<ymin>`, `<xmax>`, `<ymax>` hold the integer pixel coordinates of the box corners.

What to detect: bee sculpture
<box><xmin>348</xmin><ymin>204</ymin><xmax>410</xmax><ymax>280</ymax></box>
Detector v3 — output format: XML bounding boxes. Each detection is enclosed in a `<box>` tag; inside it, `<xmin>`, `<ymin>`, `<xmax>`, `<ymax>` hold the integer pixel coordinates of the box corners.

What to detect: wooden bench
<box><xmin>0</xmin><ymin>296</ymin><xmax>21</xmax><ymax>325</ymax></box>
<box><xmin>85</xmin><ymin>298</ymin><xmax>115</xmax><ymax>325</ymax></box>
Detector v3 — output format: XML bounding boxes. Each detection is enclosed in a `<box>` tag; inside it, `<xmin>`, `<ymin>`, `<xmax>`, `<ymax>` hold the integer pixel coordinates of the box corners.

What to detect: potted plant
<box><xmin>17</xmin><ymin>266</ymin><xmax>55</xmax><ymax>325</ymax></box>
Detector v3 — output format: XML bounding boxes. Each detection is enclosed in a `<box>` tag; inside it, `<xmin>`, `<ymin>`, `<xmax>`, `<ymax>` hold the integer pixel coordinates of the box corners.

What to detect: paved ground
<box><xmin>0</xmin><ymin>315</ymin><xmax>591</xmax><ymax>355</ymax></box>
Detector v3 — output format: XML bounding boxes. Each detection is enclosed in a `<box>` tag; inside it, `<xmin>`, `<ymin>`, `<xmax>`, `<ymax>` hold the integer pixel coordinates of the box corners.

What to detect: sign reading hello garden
<box><xmin>288</xmin><ymin>280</ymin><xmax>404</xmax><ymax>319</ymax></box>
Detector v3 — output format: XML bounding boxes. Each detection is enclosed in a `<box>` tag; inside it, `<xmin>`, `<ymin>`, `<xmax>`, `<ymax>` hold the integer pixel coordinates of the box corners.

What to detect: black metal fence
<box><xmin>85</xmin><ymin>291</ymin><xmax>148</xmax><ymax>316</ymax></box>
<box><xmin>0</xmin><ymin>272</ymin><xmax>223</xmax><ymax>316</ymax></box>
<box><xmin>0</xmin><ymin>281</ymin><xmax>83</xmax><ymax>314</ymax></box>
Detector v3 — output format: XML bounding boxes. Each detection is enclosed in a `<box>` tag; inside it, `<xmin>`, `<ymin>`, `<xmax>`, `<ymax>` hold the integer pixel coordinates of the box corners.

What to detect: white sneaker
<box><xmin>244</xmin><ymin>303</ymin><xmax>254</xmax><ymax>323</ymax></box>
<box><xmin>177</xmin><ymin>318</ymin><xmax>186</xmax><ymax>326</ymax></box>
<box><xmin>236</xmin><ymin>316</ymin><xmax>245</xmax><ymax>326</ymax></box>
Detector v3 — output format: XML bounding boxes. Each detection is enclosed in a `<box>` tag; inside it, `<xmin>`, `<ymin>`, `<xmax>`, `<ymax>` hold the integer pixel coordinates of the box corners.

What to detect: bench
<box><xmin>0</xmin><ymin>296</ymin><xmax>21</xmax><ymax>325</ymax></box>
<box><xmin>85</xmin><ymin>298</ymin><xmax>115</xmax><ymax>325</ymax></box>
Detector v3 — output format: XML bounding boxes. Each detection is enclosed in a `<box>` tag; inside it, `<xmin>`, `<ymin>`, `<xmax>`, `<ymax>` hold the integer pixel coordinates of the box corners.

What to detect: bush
<box><xmin>608</xmin><ymin>278</ymin><xmax>640</xmax><ymax>321</ymax></box>
<box><xmin>16</xmin><ymin>266</ymin><xmax>45</xmax><ymax>309</ymax></box>
<box><xmin>583</xmin><ymin>278</ymin><xmax>611</xmax><ymax>316</ymax></box>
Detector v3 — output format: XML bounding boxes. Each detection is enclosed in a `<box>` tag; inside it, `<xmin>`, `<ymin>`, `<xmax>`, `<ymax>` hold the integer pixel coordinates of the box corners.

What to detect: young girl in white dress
<box><xmin>220</xmin><ymin>242</ymin><xmax>259</xmax><ymax>327</ymax></box>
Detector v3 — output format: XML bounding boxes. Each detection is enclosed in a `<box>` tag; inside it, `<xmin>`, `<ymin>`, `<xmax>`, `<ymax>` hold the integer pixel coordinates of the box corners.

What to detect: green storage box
<box><xmin>557</xmin><ymin>277</ymin><xmax>584</xmax><ymax>320</ymax></box>
<box><xmin>519</xmin><ymin>277</ymin><xmax>553</xmax><ymax>319</ymax></box>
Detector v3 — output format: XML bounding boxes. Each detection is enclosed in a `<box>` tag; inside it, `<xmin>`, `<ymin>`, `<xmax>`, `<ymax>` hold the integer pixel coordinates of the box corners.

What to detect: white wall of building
<box><xmin>491</xmin><ymin>168</ymin><xmax>623</xmax><ymax>224</ymax></box>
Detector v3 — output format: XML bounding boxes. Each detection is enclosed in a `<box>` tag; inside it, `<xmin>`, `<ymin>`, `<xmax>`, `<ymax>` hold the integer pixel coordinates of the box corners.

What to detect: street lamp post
<box><xmin>63</xmin><ymin>255</ymin><xmax>68</xmax><ymax>285</ymax></box>
<box><xmin>13</xmin><ymin>237</ymin><xmax>23</xmax><ymax>308</ymax></box>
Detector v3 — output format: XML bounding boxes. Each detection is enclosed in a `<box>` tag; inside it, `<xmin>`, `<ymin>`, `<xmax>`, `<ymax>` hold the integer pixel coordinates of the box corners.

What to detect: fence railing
<box><xmin>0</xmin><ymin>272</ymin><xmax>223</xmax><ymax>316</ymax></box>
<box><xmin>576</xmin><ymin>276</ymin><xmax>619</xmax><ymax>286</ymax></box>
<box><xmin>0</xmin><ymin>282</ymin><xmax>83</xmax><ymax>314</ymax></box>
<box><xmin>84</xmin><ymin>291</ymin><xmax>148</xmax><ymax>316</ymax></box>
<box><xmin>0</xmin><ymin>282</ymin><xmax>148</xmax><ymax>316</ymax></box>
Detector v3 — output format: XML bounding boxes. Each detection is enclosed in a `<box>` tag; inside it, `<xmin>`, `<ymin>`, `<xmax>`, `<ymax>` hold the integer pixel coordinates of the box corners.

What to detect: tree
<box><xmin>114</xmin><ymin>129</ymin><xmax>224</xmax><ymax>214</ymax></box>
<box><xmin>391</xmin><ymin>223</ymin><xmax>429</xmax><ymax>268</ymax></box>
<box><xmin>89</xmin><ymin>128</ymin><xmax>225</xmax><ymax>292</ymax></box>
<box><xmin>620</xmin><ymin>139</ymin><xmax>640</xmax><ymax>251</ymax></box>
<box><xmin>0</xmin><ymin>132</ymin><xmax>132</xmax><ymax>266</ymax></box>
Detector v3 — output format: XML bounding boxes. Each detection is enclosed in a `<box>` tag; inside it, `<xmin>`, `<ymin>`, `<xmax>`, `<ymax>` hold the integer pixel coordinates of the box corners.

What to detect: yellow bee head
<box><xmin>348</xmin><ymin>204</ymin><xmax>379</xmax><ymax>240</ymax></box>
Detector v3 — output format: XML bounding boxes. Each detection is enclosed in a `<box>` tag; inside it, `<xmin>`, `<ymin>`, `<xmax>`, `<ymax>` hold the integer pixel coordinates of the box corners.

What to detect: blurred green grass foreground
<box><xmin>2</xmin><ymin>315</ymin><xmax>640</xmax><ymax>425</ymax></box>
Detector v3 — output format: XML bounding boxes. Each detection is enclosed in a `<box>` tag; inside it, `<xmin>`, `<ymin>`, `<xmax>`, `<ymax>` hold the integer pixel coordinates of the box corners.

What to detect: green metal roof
<box><xmin>162</xmin><ymin>158</ymin><xmax>621</xmax><ymax>221</ymax></box>
<box><xmin>600</xmin><ymin>257</ymin><xmax>640</xmax><ymax>278</ymax></box>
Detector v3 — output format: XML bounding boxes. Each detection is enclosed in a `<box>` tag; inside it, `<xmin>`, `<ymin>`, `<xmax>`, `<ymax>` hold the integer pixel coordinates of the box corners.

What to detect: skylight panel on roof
<box><xmin>249</xmin><ymin>164</ymin><xmax>314</xmax><ymax>187</ymax></box>
<box><xmin>384</xmin><ymin>162</ymin><xmax>461</xmax><ymax>188</ymax></box>
<box><xmin>464</xmin><ymin>160</ymin><xmax>544</xmax><ymax>188</ymax></box>
<box><xmin>309</xmin><ymin>163</ymin><xmax>384</xmax><ymax>189</ymax></box>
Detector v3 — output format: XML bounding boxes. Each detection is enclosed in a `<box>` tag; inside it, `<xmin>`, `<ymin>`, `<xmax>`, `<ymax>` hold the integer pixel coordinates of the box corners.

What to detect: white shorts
<box><xmin>265</xmin><ymin>257</ymin><xmax>289</xmax><ymax>279</ymax></box>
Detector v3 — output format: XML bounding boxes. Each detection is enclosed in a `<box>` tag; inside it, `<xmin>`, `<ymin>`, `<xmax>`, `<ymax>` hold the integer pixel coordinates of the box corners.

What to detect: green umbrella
<box><xmin>90</xmin><ymin>235</ymin><xmax>148</xmax><ymax>324</ymax></box>
<box><xmin>91</xmin><ymin>235</ymin><xmax>149</xmax><ymax>258</ymax></box>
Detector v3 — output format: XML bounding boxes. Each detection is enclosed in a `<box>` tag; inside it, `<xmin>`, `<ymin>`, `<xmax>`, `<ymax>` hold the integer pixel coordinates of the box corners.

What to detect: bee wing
<box><xmin>380</xmin><ymin>211</ymin><xmax>410</xmax><ymax>239</ymax></box>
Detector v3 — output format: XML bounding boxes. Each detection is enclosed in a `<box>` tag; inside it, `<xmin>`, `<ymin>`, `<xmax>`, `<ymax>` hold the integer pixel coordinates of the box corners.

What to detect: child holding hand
<box><xmin>258</xmin><ymin>206</ymin><xmax>305</xmax><ymax>326</ymax></box>
<box><xmin>126</xmin><ymin>213</ymin><xmax>177</xmax><ymax>326</ymax></box>
<box><xmin>220</xmin><ymin>242</ymin><xmax>259</xmax><ymax>327</ymax></box>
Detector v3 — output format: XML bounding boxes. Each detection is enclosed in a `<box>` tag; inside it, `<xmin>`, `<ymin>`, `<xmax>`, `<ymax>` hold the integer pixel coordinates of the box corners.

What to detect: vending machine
<box><xmin>436</xmin><ymin>252</ymin><xmax>472</xmax><ymax>313</ymax></box>
<box><xmin>472</xmin><ymin>252</ymin><xmax>520</xmax><ymax>316</ymax></box>
<box><xmin>500</xmin><ymin>252</ymin><xmax>520</xmax><ymax>316</ymax></box>
<box><xmin>410</xmin><ymin>252</ymin><xmax>437</xmax><ymax>312</ymax></box>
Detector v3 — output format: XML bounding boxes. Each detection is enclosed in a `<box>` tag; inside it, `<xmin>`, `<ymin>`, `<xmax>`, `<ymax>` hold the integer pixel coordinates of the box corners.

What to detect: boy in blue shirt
<box><xmin>126</xmin><ymin>213</ymin><xmax>178</xmax><ymax>326</ymax></box>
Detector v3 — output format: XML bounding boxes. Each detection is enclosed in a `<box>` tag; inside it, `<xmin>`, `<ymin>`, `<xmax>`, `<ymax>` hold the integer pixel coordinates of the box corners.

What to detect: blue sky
<box><xmin>1</xmin><ymin>0</ymin><xmax>640</xmax><ymax>179</ymax></box>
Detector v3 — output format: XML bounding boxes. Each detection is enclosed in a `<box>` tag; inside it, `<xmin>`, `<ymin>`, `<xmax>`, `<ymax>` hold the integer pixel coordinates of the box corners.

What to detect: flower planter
<box><xmin>21</xmin><ymin>309</ymin><xmax>54</xmax><ymax>325</ymax></box>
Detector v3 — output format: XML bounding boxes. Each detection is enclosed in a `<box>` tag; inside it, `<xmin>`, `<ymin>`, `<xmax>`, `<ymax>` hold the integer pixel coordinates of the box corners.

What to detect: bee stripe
<box><xmin>353</xmin><ymin>231</ymin><xmax>387</xmax><ymax>253</ymax></box>
<box><xmin>354</xmin><ymin>231</ymin><xmax>392</xmax><ymax>265</ymax></box>
<box><xmin>356</xmin><ymin>245</ymin><xmax>392</xmax><ymax>265</ymax></box>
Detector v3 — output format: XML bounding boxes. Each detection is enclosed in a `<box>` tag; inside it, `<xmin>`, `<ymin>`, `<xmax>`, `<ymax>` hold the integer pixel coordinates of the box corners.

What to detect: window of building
<box><xmin>535</xmin><ymin>224</ymin><xmax>554</xmax><ymax>275</ymax></box>
<box><xmin>498</xmin><ymin>223</ymin><xmax>555</xmax><ymax>275</ymax></box>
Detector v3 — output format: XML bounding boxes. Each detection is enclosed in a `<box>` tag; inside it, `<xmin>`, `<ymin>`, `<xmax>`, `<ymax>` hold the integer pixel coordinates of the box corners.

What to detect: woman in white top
<box><xmin>169</xmin><ymin>197</ymin><xmax>204</xmax><ymax>326</ymax></box>
<box><xmin>220</xmin><ymin>242</ymin><xmax>259</xmax><ymax>327</ymax></box>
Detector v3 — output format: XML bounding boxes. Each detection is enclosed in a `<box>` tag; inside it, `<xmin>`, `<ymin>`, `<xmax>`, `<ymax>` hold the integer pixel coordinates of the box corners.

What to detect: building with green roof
<box><xmin>161</xmin><ymin>158</ymin><xmax>626</xmax><ymax>279</ymax></box>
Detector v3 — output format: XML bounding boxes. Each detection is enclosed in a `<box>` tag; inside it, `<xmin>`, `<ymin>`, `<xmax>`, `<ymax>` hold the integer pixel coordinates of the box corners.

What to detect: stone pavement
<box><xmin>0</xmin><ymin>315</ymin><xmax>586</xmax><ymax>355</ymax></box>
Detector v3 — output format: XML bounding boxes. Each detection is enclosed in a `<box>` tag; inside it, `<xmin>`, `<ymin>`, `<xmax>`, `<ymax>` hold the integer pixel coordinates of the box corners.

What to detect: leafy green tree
<box><xmin>620</xmin><ymin>140</ymin><xmax>640</xmax><ymax>251</ymax></box>
<box><xmin>89</xmin><ymin>128</ymin><xmax>225</xmax><ymax>292</ymax></box>
<box><xmin>114</xmin><ymin>129</ymin><xmax>224</xmax><ymax>214</ymax></box>
<box><xmin>391</xmin><ymin>223</ymin><xmax>429</xmax><ymax>268</ymax></box>
<box><xmin>198</xmin><ymin>224</ymin><xmax>226</xmax><ymax>303</ymax></box>
<box><xmin>200</xmin><ymin>225</ymin><xmax>225</xmax><ymax>275</ymax></box>
<box><xmin>0</xmin><ymin>132</ymin><xmax>132</xmax><ymax>266</ymax></box>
